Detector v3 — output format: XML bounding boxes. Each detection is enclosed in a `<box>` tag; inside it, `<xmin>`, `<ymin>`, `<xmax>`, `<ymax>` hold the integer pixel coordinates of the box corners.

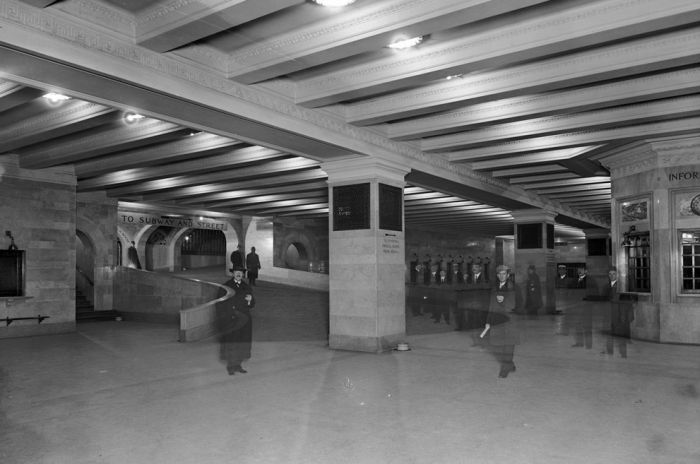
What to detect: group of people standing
<box><xmin>410</xmin><ymin>253</ymin><xmax>492</xmax><ymax>286</ymax></box>
<box><xmin>217</xmin><ymin>245</ymin><xmax>262</xmax><ymax>376</ymax></box>
<box><xmin>229</xmin><ymin>245</ymin><xmax>262</xmax><ymax>286</ymax></box>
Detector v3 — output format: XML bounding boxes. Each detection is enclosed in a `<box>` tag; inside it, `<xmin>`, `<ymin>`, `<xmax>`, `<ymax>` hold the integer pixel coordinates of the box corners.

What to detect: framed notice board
<box><xmin>379</xmin><ymin>183</ymin><xmax>402</xmax><ymax>231</ymax></box>
<box><xmin>333</xmin><ymin>183</ymin><xmax>370</xmax><ymax>231</ymax></box>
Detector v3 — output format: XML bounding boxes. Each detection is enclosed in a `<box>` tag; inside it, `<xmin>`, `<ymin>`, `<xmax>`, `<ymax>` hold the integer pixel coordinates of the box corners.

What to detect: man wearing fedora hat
<box><xmin>483</xmin><ymin>265</ymin><xmax>521</xmax><ymax>378</ymax></box>
<box><xmin>218</xmin><ymin>265</ymin><xmax>256</xmax><ymax>375</ymax></box>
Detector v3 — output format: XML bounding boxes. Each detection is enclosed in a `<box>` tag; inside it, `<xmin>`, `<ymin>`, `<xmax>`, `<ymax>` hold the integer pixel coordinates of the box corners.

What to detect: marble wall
<box><xmin>0</xmin><ymin>155</ymin><xmax>77</xmax><ymax>339</ymax></box>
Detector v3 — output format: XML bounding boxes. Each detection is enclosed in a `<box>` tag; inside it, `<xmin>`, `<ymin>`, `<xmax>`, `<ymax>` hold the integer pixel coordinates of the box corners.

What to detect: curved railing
<box><xmin>113</xmin><ymin>267</ymin><xmax>235</xmax><ymax>342</ymax></box>
<box><xmin>179</xmin><ymin>280</ymin><xmax>233</xmax><ymax>342</ymax></box>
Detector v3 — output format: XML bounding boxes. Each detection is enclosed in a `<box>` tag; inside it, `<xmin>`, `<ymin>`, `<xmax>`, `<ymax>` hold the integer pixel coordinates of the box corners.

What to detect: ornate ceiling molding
<box><xmin>55</xmin><ymin>0</ymin><xmax>135</xmax><ymax>37</ymax></box>
<box><xmin>652</xmin><ymin>136</ymin><xmax>700</xmax><ymax>167</ymax></box>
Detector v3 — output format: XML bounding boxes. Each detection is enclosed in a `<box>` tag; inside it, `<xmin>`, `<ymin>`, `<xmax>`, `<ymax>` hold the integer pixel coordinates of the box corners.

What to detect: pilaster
<box><xmin>323</xmin><ymin>158</ymin><xmax>409</xmax><ymax>352</ymax></box>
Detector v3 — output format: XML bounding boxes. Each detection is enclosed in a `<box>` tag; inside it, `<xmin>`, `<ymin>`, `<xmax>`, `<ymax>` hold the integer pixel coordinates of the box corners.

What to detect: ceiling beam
<box><xmin>79</xmin><ymin>147</ymin><xmax>288</xmax><ymax>190</ymax></box>
<box><xmin>94</xmin><ymin>158</ymin><xmax>319</xmax><ymax>195</ymax></box>
<box><xmin>137</xmin><ymin>0</ymin><xmax>302</xmax><ymax>53</ymax></box>
<box><xmin>385</xmin><ymin>67</ymin><xmax>700</xmax><ymax>138</ymax></box>
<box><xmin>115</xmin><ymin>169</ymin><xmax>328</xmax><ymax>201</ymax></box>
<box><xmin>346</xmin><ymin>26</ymin><xmax>700</xmax><ymax>124</ymax></box>
<box><xmin>449</xmin><ymin>116</ymin><xmax>700</xmax><ymax>161</ymax></box>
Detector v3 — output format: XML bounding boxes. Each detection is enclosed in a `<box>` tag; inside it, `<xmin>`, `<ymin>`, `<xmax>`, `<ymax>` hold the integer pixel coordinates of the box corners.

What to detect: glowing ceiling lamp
<box><xmin>388</xmin><ymin>36</ymin><xmax>423</xmax><ymax>50</ymax></box>
<box><xmin>312</xmin><ymin>0</ymin><xmax>356</xmax><ymax>6</ymax></box>
<box><xmin>42</xmin><ymin>92</ymin><xmax>71</xmax><ymax>104</ymax></box>
<box><xmin>124</xmin><ymin>112</ymin><xmax>146</xmax><ymax>124</ymax></box>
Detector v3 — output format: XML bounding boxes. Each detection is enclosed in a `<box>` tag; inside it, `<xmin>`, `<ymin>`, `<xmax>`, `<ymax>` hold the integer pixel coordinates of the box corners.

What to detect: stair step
<box><xmin>76</xmin><ymin>309</ymin><xmax>121</xmax><ymax>322</ymax></box>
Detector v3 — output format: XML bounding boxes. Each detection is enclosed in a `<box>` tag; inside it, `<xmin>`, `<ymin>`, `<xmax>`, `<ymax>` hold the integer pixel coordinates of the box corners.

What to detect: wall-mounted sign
<box><xmin>379</xmin><ymin>183</ymin><xmax>403</xmax><ymax>231</ymax></box>
<box><xmin>668</xmin><ymin>171</ymin><xmax>699</xmax><ymax>182</ymax></box>
<box><xmin>119</xmin><ymin>211</ymin><xmax>228</xmax><ymax>231</ymax></box>
<box><xmin>333</xmin><ymin>183</ymin><xmax>370</xmax><ymax>231</ymax></box>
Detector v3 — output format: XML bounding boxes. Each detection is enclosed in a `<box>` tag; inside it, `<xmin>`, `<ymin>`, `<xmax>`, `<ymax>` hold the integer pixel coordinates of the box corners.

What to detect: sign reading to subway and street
<box><xmin>119</xmin><ymin>211</ymin><xmax>228</xmax><ymax>231</ymax></box>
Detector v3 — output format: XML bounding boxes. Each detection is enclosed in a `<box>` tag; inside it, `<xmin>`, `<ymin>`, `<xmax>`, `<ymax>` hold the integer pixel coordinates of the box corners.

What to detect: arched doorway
<box><xmin>284</xmin><ymin>242</ymin><xmax>309</xmax><ymax>271</ymax></box>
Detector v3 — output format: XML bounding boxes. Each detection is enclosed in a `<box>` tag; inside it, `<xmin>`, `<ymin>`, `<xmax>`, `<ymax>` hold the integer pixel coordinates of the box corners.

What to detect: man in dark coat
<box><xmin>483</xmin><ymin>265</ymin><xmax>521</xmax><ymax>378</ymax></box>
<box><xmin>230</xmin><ymin>244</ymin><xmax>244</xmax><ymax>272</ymax></box>
<box><xmin>601</xmin><ymin>266</ymin><xmax>632</xmax><ymax>357</ymax></box>
<box><xmin>246</xmin><ymin>246</ymin><xmax>261</xmax><ymax>286</ymax></box>
<box><xmin>127</xmin><ymin>241</ymin><xmax>142</xmax><ymax>269</ymax></box>
<box><xmin>218</xmin><ymin>266</ymin><xmax>256</xmax><ymax>375</ymax></box>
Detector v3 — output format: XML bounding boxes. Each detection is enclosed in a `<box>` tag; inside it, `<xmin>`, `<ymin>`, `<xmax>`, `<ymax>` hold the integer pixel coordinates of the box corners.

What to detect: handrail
<box><xmin>76</xmin><ymin>266</ymin><xmax>94</xmax><ymax>287</ymax></box>
<box><xmin>2</xmin><ymin>315</ymin><xmax>49</xmax><ymax>325</ymax></box>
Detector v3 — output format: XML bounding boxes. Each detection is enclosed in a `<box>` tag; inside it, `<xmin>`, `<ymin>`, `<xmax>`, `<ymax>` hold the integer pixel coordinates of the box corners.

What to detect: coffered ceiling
<box><xmin>2</xmin><ymin>0</ymin><xmax>700</xmax><ymax>239</ymax></box>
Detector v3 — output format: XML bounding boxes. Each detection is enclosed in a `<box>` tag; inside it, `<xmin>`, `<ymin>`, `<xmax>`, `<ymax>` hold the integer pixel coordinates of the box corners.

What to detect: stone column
<box><xmin>511</xmin><ymin>209</ymin><xmax>557</xmax><ymax>315</ymax></box>
<box><xmin>323</xmin><ymin>159</ymin><xmax>409</xmax><ymax>352</ymax></box>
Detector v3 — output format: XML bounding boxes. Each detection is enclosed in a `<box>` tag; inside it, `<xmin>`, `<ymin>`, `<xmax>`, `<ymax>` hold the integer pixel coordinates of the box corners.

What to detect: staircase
<box><xmin>76</xmin><ymin>288</ymin><xmax>121</xmax><ymax>322</ymax></box>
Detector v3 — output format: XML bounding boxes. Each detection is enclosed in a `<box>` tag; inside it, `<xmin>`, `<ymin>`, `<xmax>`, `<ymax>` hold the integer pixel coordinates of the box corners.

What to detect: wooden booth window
<box><xmin>680</xmin><ymin>230</ymin><xmax>700</xmax><ymax>293</ymax></box>
<box><xmin>624</xmin><ymin>231</ymin><xmax>650</xmax><ymax>293</ymax></box>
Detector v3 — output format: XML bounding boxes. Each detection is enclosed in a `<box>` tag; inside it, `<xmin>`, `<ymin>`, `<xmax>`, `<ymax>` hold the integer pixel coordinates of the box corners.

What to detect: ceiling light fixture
<box><xmin>42</xmin><ymin>92</ymin><xmax>71</xmax><ymax>104</ymax></box>
<box><xmin>124</xmin><ymin>112</ymin><xmax>146</xmax><ymax>124</ymax></box>
<box><xmin>388</xmin><ymin>36</ymin><xmax>423</xmax><ymax>50</ymax></box>
<box><xmin>312</xmin><ymin>0</ymin><xmax>356</xmax><ymax>7</ymax></box>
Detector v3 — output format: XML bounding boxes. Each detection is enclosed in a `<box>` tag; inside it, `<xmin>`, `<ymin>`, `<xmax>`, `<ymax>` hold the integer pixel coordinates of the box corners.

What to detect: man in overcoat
<box><xmin>218</xmin><ymin>266</ymin><xmax>256</xmax><ymax>375</ymax></box>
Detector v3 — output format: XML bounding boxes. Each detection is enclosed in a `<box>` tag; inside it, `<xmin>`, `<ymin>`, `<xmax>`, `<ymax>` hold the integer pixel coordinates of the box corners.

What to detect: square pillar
<box><xmin>512</xmin><ymin>209</ymin><xmax>557</xmax><ymax>315</ymax></box>
<box><xmin>323</xmin><ymin>159</ymin><xmax>409</xmax><ymax>352</ymax></box>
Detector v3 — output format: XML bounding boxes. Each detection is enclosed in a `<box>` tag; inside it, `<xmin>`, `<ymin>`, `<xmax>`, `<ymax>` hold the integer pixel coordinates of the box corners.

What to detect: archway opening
<box><xmin>284</xmin><ymin>242</ymin><xmax>309</xmax><ymax>271</ymax></box>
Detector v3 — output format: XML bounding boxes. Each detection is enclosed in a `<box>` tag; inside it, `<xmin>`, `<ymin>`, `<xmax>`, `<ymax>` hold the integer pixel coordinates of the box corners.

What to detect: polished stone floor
<box><xmin>1</xmin><ymin>271</ymin><xmax>699</xmax><ymax>464</ymax></box>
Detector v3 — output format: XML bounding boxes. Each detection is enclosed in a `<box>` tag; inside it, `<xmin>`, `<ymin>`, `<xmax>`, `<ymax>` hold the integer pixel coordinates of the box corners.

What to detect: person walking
<box><xmin>246</xmin><ymin>246</ymin><xmax>261</xmax><ymax>286</ymax></box>
<box><xmin>483</xmin><ymin>265</ymin><xmax>521</xmax><ymax>378</ymax></box>
<box><xmin>218</xmin><ymin>266</ymin><xmax>256</xmax><ymax>375</ymax></box>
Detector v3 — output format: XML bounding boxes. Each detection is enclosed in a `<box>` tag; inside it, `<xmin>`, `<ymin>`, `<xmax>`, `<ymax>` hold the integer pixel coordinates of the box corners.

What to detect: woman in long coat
<box><xmin>483</xmin><ymin>265</ymin><xmax>521</xmax><ymax>378</ymax></box>
<box><xmin>218</xmin><ymin>266</ymin><xmax>256</xmax><ymax>375</ymax></box>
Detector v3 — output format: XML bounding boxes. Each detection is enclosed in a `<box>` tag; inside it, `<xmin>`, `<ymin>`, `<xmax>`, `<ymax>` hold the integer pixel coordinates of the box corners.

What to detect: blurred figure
<box><xmin>556</xmin><ymin>264</ymin><xmax>571</xmax><ymax>288</ymax></box>
<box><xmin>422</xmin><ymin>254</ymin><xmax>432</xmax><ymax>285</ymax></box>
<box><xmin>524</xmin><ymin>264</ymin><xmax>543</xmax><ymax>316</ymax></box>
<box><xmin>455</xmin><ymin>263</ymin><xmax>487</xmax><ymax>340</ymax></box>
<box><xmin>483</xmin><ymin>265</ymin><xmax>521</xmax><ymax>378</ymax></box>
<box><xmin>409</xmin><ymin>253</ymin><xmax>419</xmax><ymax>284</ymax></box>
<box><xmin>230</xmin><ymin>244</ymin><xmax>243</xmax><ymax>272</ymax></box>
<box><xmin>573</xmin><ymin>266</ymin><xmax>588</xmax><ymax>289</ymax></box>
<box><xmin>601</xmin><ymin>266</ymin><xmax>633</xmax><ymax>358</ymax></box>
<box><xmin>127</xmin><ymin>241</ymin><xmax>142</xmax><ymax>269</ymax></box>
<box><xmin>246</xmin><ymin>246</ymin><xmax>261</xmax><ymax>286</ymax></box>
<box><xmin>569</xmin><ymin>266</ymin><xmax>592</xmax><ymax>348</ymax></box>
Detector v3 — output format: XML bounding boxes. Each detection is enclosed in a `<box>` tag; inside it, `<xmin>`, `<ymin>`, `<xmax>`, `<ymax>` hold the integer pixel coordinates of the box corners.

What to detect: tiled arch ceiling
<box><xmin>1</xmin><ymin>0</ymin><xmax>699</xmax><ymax>240</ymax></box>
